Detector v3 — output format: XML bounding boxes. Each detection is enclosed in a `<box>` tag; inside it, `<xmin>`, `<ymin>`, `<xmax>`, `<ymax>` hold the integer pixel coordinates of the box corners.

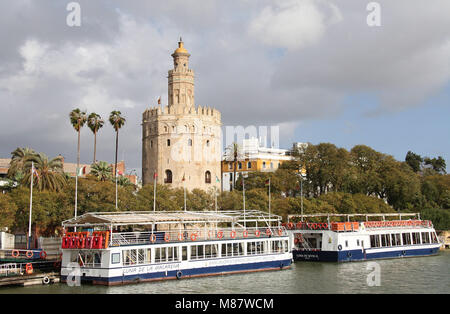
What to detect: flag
<box><xmin>31</xmin><ymin>163</ymin><xmax>39</xmax><ymax>181</ymax></box>
<box><xmin>77</xmin><ymin>166</ymin><xmax>86</xmax><ymax>176</ymax></box>
<box><xmin>216</xmin><ymin>175</ymin><xmax>220</xmax><ymax>183</ymax></box>
<box><xmin>153</xmin><ymin>172</ymin><xmax>158</xmax><ymax>179</ymax></box>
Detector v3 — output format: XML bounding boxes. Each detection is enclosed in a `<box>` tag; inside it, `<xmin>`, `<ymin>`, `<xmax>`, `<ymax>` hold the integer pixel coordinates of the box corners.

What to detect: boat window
<box><xmin>191</xmin><ymin>245</ymin><xmax>205</xmax><ymax>260</ymax></box>
<box><xmin>111</xmin><ymin>253</ymin><xmax>120</xmax><ymax>264</ymax></box>
<box><xmin>370</xmin><ymin>235</ymin><xmax>380</xmax><ymax>248</ymax></box>
<box><xmin>391</xmin><ymin>234</ymin><xmax>401</xmax><ymax>246</ymax></box>
<box><xmin>205</xmin><ymin>244</ymin><xmax>218</xmax><ymax>258</ymax></box>
<box><xmin>284</xmin><ymin>240</ymin><xmax>289</xmax><ymax>252</ymax></box>
<box><xmin>182</xmin><ymin>246</ymin><xmax>188</xmax><ymax>261</ymax></box>
<box><xmin>146</xmin><ymin>248</ymin><xmax>151</xmax><ymax>263</ymax></box>
<box><xmin>138</xmin><ymin>249</ymin><xmax>145</xmax><ymax>264</ymax></box>
<box><xmin>233</xmin><ymin>242</ymin><xmax>244</xmax><ymax>256</ymax></box>
<box><xmin>381</xmin><ymin>234</ymin><xmax>387</xmax><ymax>247</ymax></box>
<box><xmin>421</xmin><ymin>232</ymin><xmax>430</xmax><ymax>244</ymax></box>
<box><xmin>412</xmin><ymin>232</ymin><xmax>421</xmax><ymax>245</ymax></box>
<box><xmin>271</xmin><ymin>240</ymin><xmax>282</xmax><ymax>253</ymax></box>
<box><xmin>345</xmin><ymin>240</ymin><xmax>348</xmax><ymax>248</ymax></box>
<box><xmin>431</xmin><ymin>233</ymin><xmax>438</xmax><ymax>243</ymax></box>
<box><xmin>123</xmin><ymin>250</ymin><xmax>136</xmax><ymax>265</ymax></box>
<box><xmin>402</xmin><ymin>233</ymin><xmax>411</xmax><ymax>245</ymax></box>
<box><xmin>167</xmin><ymin>246</ymin><xmax>178</xmax><ymax>262</ymax></box>
<box><xmin>357</xmin><ymin>239</ymin><xmax>360</xmax><ymax>246</ymax></box>
<box><xmin>154</xmin><ymin>247</ymin><xmax>161</xmax><ymax>263</ymax></box>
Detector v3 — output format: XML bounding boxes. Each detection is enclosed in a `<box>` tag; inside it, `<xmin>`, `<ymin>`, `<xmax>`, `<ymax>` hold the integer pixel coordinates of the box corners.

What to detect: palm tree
<box><xmin>87</xmin><ymin>113</ymin><xmax>104</xmax><ymax>164</ymax></box>
<box><xmin>90</xmin><ymin>161</ymin><xmax>112</xmax><ymax>181</ymax></box>
<box><xmin>69</xmin><ymin>108</ymin><xmax>87</xmax><ymax>220</ymax></box>
<box><xmin>7</xmin><ymin>147</ymin><xmax>36</xmax><ymax>179</ymax></box>
<box><xmin>22</xmin><ymin>153</ymin><xmax>66</xmax><ymax>192</ymax></box>
<box><xmin>109</xmin><ymin>111</ymin><xmax>126</xmax><ymax>209</ymax></box>
<box><xmin>224</xmin><ymin>142</ymin><xmax>243</xmax><ymax>191</ymax></box>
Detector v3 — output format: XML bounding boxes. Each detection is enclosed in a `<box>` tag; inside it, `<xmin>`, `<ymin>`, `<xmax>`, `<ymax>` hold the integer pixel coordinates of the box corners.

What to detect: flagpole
<box><xmin>243</xmin><ymin>175</ymin><xmax>246</xmax><ymax>228</ymax></box>
<box><xmin>268</xmin><ymin>177</ymin><xmax>271</xmax><ymax>228</ymax></box>
<box><xmin>153</xmin><ymin>172</ymin><xmax>157</xmax><ymax>212</ymax></box>
<box><xmin>28</xmin><ymin>161</ymin><xmax>34</xmax><ymax>249</ymax></box>
<box><xmin>184</xmin><ymin>173</ymin><xmax>186</xmax><ymax>212</ymax></box>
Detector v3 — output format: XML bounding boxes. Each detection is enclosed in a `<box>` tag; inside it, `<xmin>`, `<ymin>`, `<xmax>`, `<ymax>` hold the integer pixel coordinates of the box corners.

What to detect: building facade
<box><xmin>221</xmin><ymin>138</ymin><xmax>294</xmax><ymax>192</ymax></box>
<box><xmin>142</xmin><ymin>39</ymin><xmax>222</xmax><ymax>191</ymax></box>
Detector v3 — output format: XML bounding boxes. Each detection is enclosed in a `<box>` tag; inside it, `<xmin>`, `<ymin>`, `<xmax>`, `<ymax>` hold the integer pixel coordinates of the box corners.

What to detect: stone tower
<box><xmin>142</xmin><ymin>38</ymin><xmax>222</xmax><ymax>192</ymax></box>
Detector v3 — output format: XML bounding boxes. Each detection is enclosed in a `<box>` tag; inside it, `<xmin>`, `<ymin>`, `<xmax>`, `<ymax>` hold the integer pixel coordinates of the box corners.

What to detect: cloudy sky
<box><xmin>1</xmin><ymin>0</ymin><xmax>449</xmax><ymax>178</ymax></box>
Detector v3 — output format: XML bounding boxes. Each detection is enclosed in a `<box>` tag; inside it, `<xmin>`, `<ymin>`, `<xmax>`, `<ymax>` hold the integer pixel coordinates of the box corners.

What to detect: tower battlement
<box><xmin>143</xmin><ymin>104</ymin><xmax>221</xmax><ymax>122</ymax></box>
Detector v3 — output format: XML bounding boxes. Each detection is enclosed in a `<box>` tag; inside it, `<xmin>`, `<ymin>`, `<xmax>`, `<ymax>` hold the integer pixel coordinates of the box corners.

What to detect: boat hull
<box><xmin>61</xmin><ymin>257</ymin><xmax>292</xmax><ymax>286</ymax></box>
<box><xmin>293</xmin><ymin>244</ymin><xmax>441</xmax><ymax>262</ymax></box>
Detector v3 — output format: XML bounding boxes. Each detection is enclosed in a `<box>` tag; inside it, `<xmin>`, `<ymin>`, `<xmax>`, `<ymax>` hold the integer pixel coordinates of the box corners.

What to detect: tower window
<box><xmin>238</xmin><ymin>162</ymin><xmax>242</xmax><ymax>170</ymax></box>
<box><xmin>167</xmin><ymin>139</ymin><xmax>171</xmax><ymax>146</ymax></box>
<box><xmin>206</xmin><ymin>140</ymin><xmax>210</xmax><ymax>147</ymax></box>
<box><xmin>188</xmin><ymin>139</ymin><xmax>193</xmax><ymax>146</ymax></box>
<box><xmin>150</xmin><ymin>140</ymin><xmax>153</xmax><ymax>148</ymax></box>
<box><xmin>247</xmin><ymin>162</ymin><xmax>252</xmax><ymax>169</ymax></box>
<box><xmin>164</xmin><ymin>170</ymin><xmax>173</xmax><ymax>184</ymax></box>
<box><xmin>263</xmin><ymin>162</ymin><xmax>266</xmax><ymax>169</ymax></box>
<box><xmin>205</xmin><ymin>171</ymin><xmax>211</xmax><ymax>184</ymax></box>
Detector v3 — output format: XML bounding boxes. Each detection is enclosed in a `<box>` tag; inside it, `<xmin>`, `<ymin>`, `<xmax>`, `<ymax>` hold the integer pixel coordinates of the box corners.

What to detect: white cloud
<box><xmin>248</xmin><ymin>0</ymin><xmax>342</xmax><ymax>50</ymax></box>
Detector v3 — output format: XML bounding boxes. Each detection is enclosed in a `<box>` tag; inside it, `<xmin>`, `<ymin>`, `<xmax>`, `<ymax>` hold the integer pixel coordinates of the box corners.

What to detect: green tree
<box><xmin>424</xmin><ymin>156</ymin><xmax>446</xmax><ymax>174</ymax></box>
<box><xmin>7</xmin><ymin>147</ymin><xmax>36</xmax><ymax>180</ymax></box>
<box><xmin>0</xmin><ymin>193</ymin><xmax>18</xmax><ymax>229</ymax></box>
<box><xmin>87</xmin><ymin>112</ymin><xmax>104</xmax><ymax>164</ymax></box>
<box><xmin>405</xmin><ymin>151</ymin><xmax>423</xmax><ymax>173</ymax></box>
<box><xmin>22</xmin><ymin>152</ymin><xmax>67</xmax><ymax>192</ymax></box>
<box><xmin>90</xmin><ymin>161</ymin><xmax>112</xmax><ymax>181</ymax></box>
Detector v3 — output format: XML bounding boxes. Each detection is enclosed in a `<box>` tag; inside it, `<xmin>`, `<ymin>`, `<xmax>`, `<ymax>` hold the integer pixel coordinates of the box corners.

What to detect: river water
<box><xmin>1</xmin><ymin>251</ymin><xmax>448</xmax><ymax>294</ymax></box>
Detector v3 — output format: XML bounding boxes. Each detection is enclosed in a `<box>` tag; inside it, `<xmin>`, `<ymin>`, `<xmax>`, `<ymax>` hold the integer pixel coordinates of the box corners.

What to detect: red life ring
<box><xmin>296</xmin><ymin>222</ymin><xmax>302</xmax><ymax>229</ymax></box>
<box><xmin>178</xmin><ymin>233</ymin><xmax>184</xmax><ymax>241</ymax></box>
<box><xmin>40</xmin><ymin>251</ymin><xmax>47</xmax><ymax>259</ymax></box>
<box><xmin>255</xmin><ymin>230</ymin><xmax>261</xmax><ymax>237</ymax></box>
<box><xmin>11</xmin><ymin>250</ymin><xmax>20</xmax><ymax>258</ymax></box>
<box><xmin>150</xmin><ymin>234</ymin><xmax>156</xmax><ymax>243</ymax></box>
<box><xmin>217</xmin><ymin>231</ymin><xmax>223</xmax><ymax>239</ymax></box>
<box><xmin>243</xmin><ymin>230</ymin><xmax>248</xmax><ymax>238</ymax></box>
<box><xmin>322</xmin><ymin>223</ymin><xmax>329</xmax><ymax>229</ymax></box>
<box><xmin>287</xmin><ymin>222</ymin><xmax>294</xmax><ymax>230</ymax></box>
<box><xmin>164</xmin><ymin>234</ymin><xmax>170</xmax><ymax>242</ymax></box>
<box><xmin>190</xmin><ymin>233</ymin><xmax>198</xmax><ymax>241</ymax></box>
<box><xmin>26</xmin><ymin>251</ymin><xmax>33</xmax><ymax>258</ymax></box>
<box><xmin>25</xmin><ymin>263</ymin><xmax>33</xmax><ymax>275</ymax></box>
<box><xmin>230</xmin><ymin>231</ymin><xmax>236</xmax><ymax>239</ymax></box>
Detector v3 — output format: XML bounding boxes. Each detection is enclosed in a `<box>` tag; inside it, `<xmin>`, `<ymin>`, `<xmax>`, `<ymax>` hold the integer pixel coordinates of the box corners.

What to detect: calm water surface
<box><xmin>1</xmin><ymin>251</ymin><xmax>448</xmax><ymax>294</ymax></box>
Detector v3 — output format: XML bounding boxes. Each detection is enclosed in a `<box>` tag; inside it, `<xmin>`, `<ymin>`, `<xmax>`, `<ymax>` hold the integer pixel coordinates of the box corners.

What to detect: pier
<box><xmin>0</xmin><ymin>248</ymin><xmax>61</xmax><ymax>288</ymax></box>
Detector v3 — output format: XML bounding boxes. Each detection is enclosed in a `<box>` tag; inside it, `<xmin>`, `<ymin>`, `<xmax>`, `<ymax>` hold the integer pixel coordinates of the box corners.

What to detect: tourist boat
<box><xmin>285</xmin><ymin>213</ymin><xmax>441</xmax><ymax>262</ymax></box>
<box><xmin>60</xmin><ymin>210</ymin><xmax>292</xmax><ymax>286</ymax></box>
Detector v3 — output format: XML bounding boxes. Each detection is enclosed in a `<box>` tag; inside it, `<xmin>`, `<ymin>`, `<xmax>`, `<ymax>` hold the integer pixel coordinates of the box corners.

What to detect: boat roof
<box><xmin>62</xmin><ymin>210</ymin><xmax>281</xmax><ymax>228</ymax></box>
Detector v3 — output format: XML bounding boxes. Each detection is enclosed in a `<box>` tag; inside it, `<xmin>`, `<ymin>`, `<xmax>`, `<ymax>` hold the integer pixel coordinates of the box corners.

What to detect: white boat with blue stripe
<box><xmin>60</xmin><ymin>210</ymin><xmax>292</xmax><ymax>286</ymax></box>
<box><xmin>286</xmin><ymin>213</ymin><xmax>441</xmax><ymax>262</ymax></box>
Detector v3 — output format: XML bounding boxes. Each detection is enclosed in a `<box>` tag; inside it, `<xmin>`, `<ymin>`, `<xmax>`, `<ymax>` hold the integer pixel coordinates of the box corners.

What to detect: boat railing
<box><xmin>110</xmin><ymin>226</ymin><xmax>287</xmax><ymax>247</ymax></box>
<box><xmin>363</xmin><ymin>220</ymin><xmax>433</xmax><ymax>229</ymax></box>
